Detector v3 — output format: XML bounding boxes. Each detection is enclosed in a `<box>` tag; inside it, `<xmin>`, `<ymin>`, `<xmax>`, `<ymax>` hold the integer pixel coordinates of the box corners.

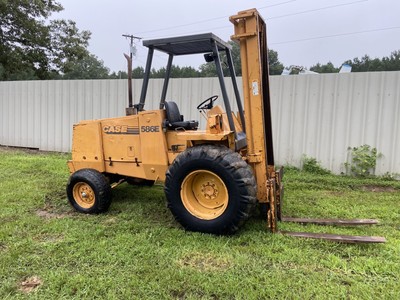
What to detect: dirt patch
<box><xmin>0</xmin><ymin>242</ymin><xmax>7</xmax><ymax>252</ymax></box>
<box><xmin>0</xmin><ymin>145</ymin><xmax>41</xmax><ymax>156</ymax></box>
<box><xmin>170</xmin><ymin>290</ymin><xmax>217</xmax><ymax>300</ymax></box>
<box><xmin>19</xmin><ymin>276</ymin><xmax>42</xmax><ymax>293</ymax></box>
<box><xmin>0</xmin><ymin>145</ymin><xmax>64</xmax><ymax>156</ymax></box>
<box><xmin>360</xmin><ymin>185</ymin><xmax>398</xmax><ymax>193</ymax></box>
<box><xmin>178</xmin><ymin>252</ymin><xmax>232</xmax><ymax>272</ymax></box>
<box><xmin>102</xmin><ymin>217</ymin><xmax>118</xmax><ymax>226</ymax></box>
<box><xmin>37</xmin><ymin>192</ymin><xmax>74</xmax><ymax>219</ymax></box>
<box><xmin>171</xmin><ymin>290</ymin><xmax>186</xmax><ymax>299</ymax></box>
<box><xmin>36</xmin><ymin>209</ymin><xmax>72</xmax><ymax>219</ymax></box>
<box><xmin>33</xmin><ymin>233</ymin><xmax>64</xmax><ymax>244</ymax></box>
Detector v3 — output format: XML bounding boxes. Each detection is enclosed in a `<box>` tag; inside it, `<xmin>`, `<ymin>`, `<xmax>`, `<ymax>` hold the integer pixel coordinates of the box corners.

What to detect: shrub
<box><xmin>301</xmin><ymin>155</ymin><xmax>331</xmax><ymax>175</ymax></box>
<box><xmin>345</xmin><ymin>144</ymin><xmax>381</xmax><ymax>177</ymax></box>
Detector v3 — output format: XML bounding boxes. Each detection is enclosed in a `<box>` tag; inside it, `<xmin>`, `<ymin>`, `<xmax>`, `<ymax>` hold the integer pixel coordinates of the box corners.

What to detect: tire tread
<box><xmin>165</xmin><ymin>145</ymin><xmax>257</xmax><ymax>234</ymax></box>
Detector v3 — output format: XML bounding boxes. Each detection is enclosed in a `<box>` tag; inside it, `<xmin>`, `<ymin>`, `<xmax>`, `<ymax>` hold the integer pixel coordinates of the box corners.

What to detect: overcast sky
<box><xmin>57</xmin><ymin>0</ymin><xmax>400</xmax><ymax>73</ymax></box>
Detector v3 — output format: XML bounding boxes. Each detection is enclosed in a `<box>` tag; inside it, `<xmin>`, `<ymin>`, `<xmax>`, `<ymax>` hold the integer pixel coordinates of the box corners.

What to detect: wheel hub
<box><xmin>73</xmin><ymin>182</ymin><xmax>95</xmax><ymax>208</ymax></box>
<box><xmin>180</xmin><ymin>170</ymin><xmax>228</xmax><ymax>220</ymax></box>
<box><xmin>201</xmin><ymin>182</ymin><xmax>218</xmax><ymax>199</ymax></box>
<box><xmin>78</xmin><ymin>186</ymin><xmax>93</xmax><ymax>203</ymax></box>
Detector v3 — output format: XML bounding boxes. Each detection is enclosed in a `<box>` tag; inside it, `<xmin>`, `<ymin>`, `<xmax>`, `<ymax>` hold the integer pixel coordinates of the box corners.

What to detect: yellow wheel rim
<box><xmin>72</xmin><ymin>182</ymin><xmax>96</xmax><ymax>209</ymax></box>
<box><xmin>181</xmin><ymin>170</ymin><xmax>228</xmax><ymax>220</ymax></box>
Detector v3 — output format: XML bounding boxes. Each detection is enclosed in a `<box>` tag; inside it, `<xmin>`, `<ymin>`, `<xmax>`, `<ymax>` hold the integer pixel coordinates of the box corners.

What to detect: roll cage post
<box><xmin>137</xmin><ymin>33</ymin><xmax>246</xmax><ymax>149</ymax></box>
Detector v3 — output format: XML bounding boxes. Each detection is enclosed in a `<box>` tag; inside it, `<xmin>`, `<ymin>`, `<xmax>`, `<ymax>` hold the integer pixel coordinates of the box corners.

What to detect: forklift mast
<box><xmin>230</xmin><ymin>9</ymin><xmax>277</xmax><ymax>204</ymax></box>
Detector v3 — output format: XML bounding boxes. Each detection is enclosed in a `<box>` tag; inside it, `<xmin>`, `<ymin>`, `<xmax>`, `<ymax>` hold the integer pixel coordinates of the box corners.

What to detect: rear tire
<box><xmin>165</xmin><ymin>145</ymin><xmax>257</xmax><ymax>234</ymax></box>
<box><xmin>66</xmin><ymin>168</ymin><xmax>112</xmax><ymax>214</ymax></box>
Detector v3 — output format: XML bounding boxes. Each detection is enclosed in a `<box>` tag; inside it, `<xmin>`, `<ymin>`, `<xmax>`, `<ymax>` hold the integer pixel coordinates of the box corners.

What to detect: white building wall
<box><xmin>1</xmin><ymin>72</ymin><xmax>399</xmax><ymax>174</ymax></box>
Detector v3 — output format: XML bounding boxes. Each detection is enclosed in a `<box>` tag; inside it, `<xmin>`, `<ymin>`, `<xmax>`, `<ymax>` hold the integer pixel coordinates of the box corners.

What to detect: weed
<box><xmin>380</xmin><ymin>172</ymin><xmax>400</xmax><ymax>181</ymax></box>
<box><xmin>345</xmin><ymin>144</ymin><xmax>382</xmax><ymax>177</ymax></box>
<box><xmin>301</xmin><ymin>155</ymin><xmax>331</xmax><ymax>175</ymax></box>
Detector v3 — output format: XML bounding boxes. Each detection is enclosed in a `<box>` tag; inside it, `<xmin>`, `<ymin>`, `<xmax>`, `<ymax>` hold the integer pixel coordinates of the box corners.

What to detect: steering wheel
<box><xmin>197</xmin><ymin>95</ymin><xmax>218</xmax><ymax>110</ymax></box>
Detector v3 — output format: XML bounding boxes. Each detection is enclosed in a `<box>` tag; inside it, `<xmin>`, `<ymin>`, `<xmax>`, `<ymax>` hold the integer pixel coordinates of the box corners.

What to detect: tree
<box><xmin>114</xmin><ymin>40</ymin><xmax>285</xmax><ymax>79</ymax></box>
<box><xmin>173</xmin><ymin>66</ymin><xmax>201</xmax><ymax>78</ymax></box>
<box><xmin>198</xmin><ymin>41</ymin><xmax>241</xmax><ymax>77</ymax></box>
<box><xmin>309</xmin><ymin>50</ymin><xmax>400</xmax><ymax>74</ymax></box>
<box><xmin>48</xmin><ymin>19</ymin><xmax>91</xmax><ymax>77</ymax></box>
<box><xmin>132</xmin><ymin>67</ymin><xmax>144</xmax><ymax>79</ymax></box>
<box><xmin>310</xmin><ymin>62</ymin><xmax>339</xmax><ymax>73</ymax></box>
<box><xmin>342</xmin><ymin>55</ymin><xmax>381</xmax><ymax>72</ymax></box>
<box><xmin>62</xmin><ymin>54</ymin><xmax>110</xmax><ymax>79</ymax></box>
<box><xmin>387</xmin><ymin>50</ymin><xmax>400</xmax><ymax>71</ymax></box>
<box><xmin>198</xmin><ymin>41</ymin><xmax>284</xmax><ymax>76</ymax></box>
<box><xmin>151</xmin><ymin>65</ymin><xmax>200</xmax><ymax>78</ymax></box>
<box><xmin>268</xmin><ymin>49</ymin><xmax>284</xmax><ymax>75</ymax></box>
<box><xmin>343</xmin><ymin>51</ymin><xmax>400</xmax><ymax>72</ymax></box>
<box><xmin>0</xmin><ymin>0</ymin><xmax>103</xmax><ymax>80</ymax></box>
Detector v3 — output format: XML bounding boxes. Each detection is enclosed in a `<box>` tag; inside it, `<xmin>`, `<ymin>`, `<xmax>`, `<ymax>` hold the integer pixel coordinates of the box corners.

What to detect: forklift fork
<box><xmin>232</xmin><ymin>9</ymin><xmax>386</xmax><ymax>244</ymax></box>
<box><xmin>272</xmin><ymin>167</ymin><xmax>385</xmax><ymax>243</ymax></box>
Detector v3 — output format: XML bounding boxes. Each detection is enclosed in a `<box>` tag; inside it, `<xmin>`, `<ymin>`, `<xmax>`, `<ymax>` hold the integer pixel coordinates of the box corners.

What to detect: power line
<box><xmin>133</xmin><ymin>1</ymin><xmax>388</xmax><ymax>66</ymax></box>
<box><xmin>139</xmin><ymin>25</ymin><xmax>400</xmax><ymax>53</ymax></box>
<box><xmin>143</xmin><ymin>25</ymin><xmax>230</xmax><ymax>40</ymax></box>
<box><xmin>137</xmin><ymin>0</ymin><xmax>370</xmax><ymax>40</ymax></box>
<box><xmin>134</xmin><ymin>16</ymin><xmax>225</xmax><ymax>35</ymax></box>
<box><xmin>271</xmin><ymin>26</ymin><xmax>400</xmax><ymax>45</ymax></box>
<box><xmin>258</xmin><ymin>0</ymin><xmax>297</xmax><ymax>10</ymax></box>
<box><xmin>134</xmin><ymin>0</ymin><xmax>296</xmax><ymax>35</ymax></box>
<box><xmin>267</xmin><ymin>0</ymin><xmax>368</xmax><ymax>20</ymax></box>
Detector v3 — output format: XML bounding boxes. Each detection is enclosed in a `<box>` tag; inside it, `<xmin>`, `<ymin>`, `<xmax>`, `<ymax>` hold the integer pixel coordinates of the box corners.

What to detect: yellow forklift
<box><xmin>66</xmin><ymin>9</ymin><xmax>385</xmax><ymax>243</ymax></box>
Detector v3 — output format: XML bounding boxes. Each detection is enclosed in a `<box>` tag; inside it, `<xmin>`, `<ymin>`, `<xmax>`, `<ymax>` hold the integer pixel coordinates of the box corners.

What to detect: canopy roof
<box><xmin>142</xmin><ymin>33</ymin><xmax>231</xmax><ymax>55</ymax></box>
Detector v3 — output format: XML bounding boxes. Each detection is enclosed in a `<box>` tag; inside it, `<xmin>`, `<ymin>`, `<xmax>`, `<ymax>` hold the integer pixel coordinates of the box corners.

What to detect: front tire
<box><xmin>165</xmin><ymin>145</ymin><xmax>257</xmax><ymax>234</ymax></box>
<box><xmin>66</xmin><ymin>168</ymin><xmax>112</xmax><ymax>214</ymax></box>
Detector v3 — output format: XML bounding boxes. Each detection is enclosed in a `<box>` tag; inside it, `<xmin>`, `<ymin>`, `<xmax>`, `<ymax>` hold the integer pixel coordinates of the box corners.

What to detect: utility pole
<box><xmin>122</xmin><ymin>34</ymin><xmax>141</xmax><ymax>59</ymax></box>
<box><xmin>122</xmin><ymin>34</ymin><xmax>141</xmax><ymax>115</ymax></box>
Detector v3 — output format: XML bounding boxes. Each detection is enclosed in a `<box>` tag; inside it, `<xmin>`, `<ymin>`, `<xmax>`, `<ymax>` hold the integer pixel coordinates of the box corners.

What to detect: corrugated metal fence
<box><xmin>1</xmin><ymin>72</ymin><xmax>400</xmax><ymax>175</ymax></box>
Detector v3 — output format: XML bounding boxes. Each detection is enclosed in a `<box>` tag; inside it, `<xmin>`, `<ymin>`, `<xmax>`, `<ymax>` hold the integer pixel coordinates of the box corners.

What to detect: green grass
<box><xmin>0</xmin><ymin>147</ymin><xmax>399</xmax><ymax>299</ymax></box>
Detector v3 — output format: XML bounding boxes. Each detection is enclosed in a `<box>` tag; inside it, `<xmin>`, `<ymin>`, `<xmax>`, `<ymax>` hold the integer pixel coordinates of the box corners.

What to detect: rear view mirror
<box><xmin>204</xmin><ymin>53</ymin><xmax>214</xmax><ymax>62</ymax></box>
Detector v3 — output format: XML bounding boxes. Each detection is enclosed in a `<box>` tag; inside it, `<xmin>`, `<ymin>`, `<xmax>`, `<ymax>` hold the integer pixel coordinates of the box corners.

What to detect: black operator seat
<box><xmin>164</xmin><ymin>101</ymin><xmax>198</xmax><ymax>130</ymax></box>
